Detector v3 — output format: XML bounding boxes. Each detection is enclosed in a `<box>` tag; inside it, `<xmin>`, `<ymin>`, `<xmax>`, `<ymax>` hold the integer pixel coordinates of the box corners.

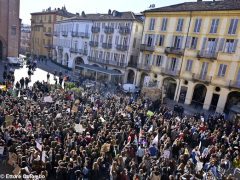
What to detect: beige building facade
<box><xmin>136</xmin><ymin>0</ymin><xmax>240</xmax><ymax>113</ymax></box>
<box><xmin>30</xmin><ymin>7</ymin><xmax>74</xmax><ymax>58</ymax></box>
<box><xmin>0</xmin><ymin>0</ymin><xmax>21</xmax><ymax>60</ymax></box>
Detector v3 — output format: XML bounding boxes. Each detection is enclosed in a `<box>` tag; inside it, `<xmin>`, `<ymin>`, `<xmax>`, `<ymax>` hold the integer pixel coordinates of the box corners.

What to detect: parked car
<box><xmin>7</xmin><ymin>57</ymin><xmax>23</xmax><ymax>66</ymax></box>
<box><xmin>122</xmin><ymin>83</ymin><xmax>140</xmax><ymax>93</ymax></box>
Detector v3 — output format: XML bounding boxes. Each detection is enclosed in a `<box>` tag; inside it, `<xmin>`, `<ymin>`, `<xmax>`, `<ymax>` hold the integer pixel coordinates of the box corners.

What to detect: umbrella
<box><xmin>147</xmin><ymin>110</ymin><xmax>154</xmax><ymax>117</ymax></box>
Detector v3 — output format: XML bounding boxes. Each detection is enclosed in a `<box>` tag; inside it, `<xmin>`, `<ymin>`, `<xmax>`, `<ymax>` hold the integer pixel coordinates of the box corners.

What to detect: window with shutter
<box><xmin>218</xmin><ymin>64</ymin><xmax>227</xmax><ymax>77</ymax></box>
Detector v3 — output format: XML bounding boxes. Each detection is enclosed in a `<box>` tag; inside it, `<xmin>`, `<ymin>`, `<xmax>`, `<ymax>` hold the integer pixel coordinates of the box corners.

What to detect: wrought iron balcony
<box><xmin>78</xmin><ymin>49</ymin><xmax>88</xmax><ymax>56</ymax></box>
<box><xmin>165</xmin><ymin>47</ymin><xmax>184</xmax><ymax>56</ymax></box>
<box><xmin>88</xmin><ymin>56</ymin><xmax>98</xmax><ymax>62</ymax></box>
<box><xmin>229</xmin><ymin>80</ymin><xmax>240</xmax><ymax>89</ymax></box>
<box><xmin>104</xmin><ymin>60</ymin><xmax>127</xmax><ymax>67</ymax></box>
<box><xmin>137</xmin><ymin>63</ymin><xmax>152</xmax><ymax>71</ymax></box>
<box><xmin>70</xmin><ymin>48</ymin><xmax>78</xmax><ymax>53</ymax></box>
<box><xmin>197</xmin><ymin>50</ymin><xmax>218</xmax><ymax>60</ymax></box>
<box><xmin>62</xmin><ymin>31</ymin><xmax>68</xmax><ymax>37</ymax></box>
<box><xmin>102</xmin><ymin>43</ymin><xmax>112</xmax><ymax>49</ymax></box>
<box><xmin>53</xmin><ymin>31</ymin><xmax>59</xmax><ymax>37</ymax></box>
<box><xmin>192</xmin><ymin>73</ymin><xmax>212</xmax><ymax>83</ymax></box>
<box><xmin>116</xmin><ymin>44</ymin><xmax>128</xmax><ymax>51</ymax></box>
<box><xmin>91</xmin><ymin>26</ymin><xmax>100</xmax><ymax>33</ymax></box>
<box><xmin>58</xmin><ymin>46</ymin><xmax>63</xmax><ymax>50</ymax></box>
<box><xmin>79</xmin><ymin>32</ymin><xmax>89</xmax><ymax>38</ymax></box>
<box><xmin>140</xmin><ymin>44</ymin><xmax>155</xmax><ymax>52</ymax></box>
<box><xmin>104</xmin><ymin>26</ymin><xmax>114</xmax><ymax>34</ymax></box>
<box><xmin>87</xmin><ymin>56</ymin><xmax>127</xmax><ymax>67</ymax></box>
<box><xmin>128</xmin><ymin>62</ymin><xmax>138</xmax><ymax>68</ymax></box>
<box><xmin>45</xmin><ymin>32</ymin><xmax>52</xmax><ymax>36</ymax></box>
<box><xmin>89</xmin><ymin>41</ymin><xmax>98</xmax><ymax>47</ymax></box>
<box><xmin>71</xmin><ymin>31</ymin><xmax>80</xmax><ymax>37</ymax></box>
<box><xmin>44</xmin><ymin>44</ymin><xmax>54</xmax><ymax>49</ymax></box>
<box><xmin>161</xmin><ymin>68</ymin><xmax>180</xmax><ymax>77</ymax></box>
<box><xmin>119</xmin><ymin>26</ymin><xmax>130</xmax><ymax>34</ymax></box>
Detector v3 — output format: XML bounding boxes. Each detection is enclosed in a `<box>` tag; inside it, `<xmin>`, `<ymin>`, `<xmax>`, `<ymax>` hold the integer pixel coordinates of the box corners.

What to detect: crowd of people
<box><xmin>0</xmin><ymin>62</ymin><xmax>239</xmax><ymax>180</ymax></box>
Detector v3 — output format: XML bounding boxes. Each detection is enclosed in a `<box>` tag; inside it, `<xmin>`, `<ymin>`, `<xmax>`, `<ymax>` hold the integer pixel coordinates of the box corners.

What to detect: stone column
<box><xmin>184</xmin><ymin>81</ymin><xmax>194</xmax><ymax>105</ymax></box>
<box><xmin>216</xmin><ymin>88</ymin><xmax>229</xmax><ymax>113</ymax></box>
<box><xmin>203</xmin><ymin>85</ymin><xmax>213</xmax><ymax>110</ymax></box>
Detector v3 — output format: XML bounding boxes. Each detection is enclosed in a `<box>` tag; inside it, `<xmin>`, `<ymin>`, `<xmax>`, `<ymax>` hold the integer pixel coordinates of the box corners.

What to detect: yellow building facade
<box><xmin>137</xmin><ymin>0</ymin><xmax>240</xmax><ymax>113</ymax></box>
<box><xmin>30</xmin><ymin>7</ymin><xmax>74</xmax><ymax>58</ymax></box>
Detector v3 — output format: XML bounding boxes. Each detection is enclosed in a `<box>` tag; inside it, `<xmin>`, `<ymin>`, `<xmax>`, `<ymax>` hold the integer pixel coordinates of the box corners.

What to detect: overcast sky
<box><xmin>20</xmin><ymin>0</ymin><xmax>194</xmax><ymax>24</ymax></box>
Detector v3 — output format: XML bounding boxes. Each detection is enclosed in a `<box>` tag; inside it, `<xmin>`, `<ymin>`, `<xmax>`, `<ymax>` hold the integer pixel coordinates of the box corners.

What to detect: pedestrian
<box><xmin>25</xmin><ymin>77</ymin><xmax>30</xmax><ymax>88</ymax></box>
<box><xmin>28</xmin><ymin>69</ymin><xmax>32</xmax><ymax>80</ymax></box>
<box><xmin>20</xmin><ymin>77</ymin><xmax>25</xmax><ymax>89</ymax></box>
<box><xmin>47</xmin><ymin>73</ymin><xmax>50</xmax><ymax>83</ymax></box>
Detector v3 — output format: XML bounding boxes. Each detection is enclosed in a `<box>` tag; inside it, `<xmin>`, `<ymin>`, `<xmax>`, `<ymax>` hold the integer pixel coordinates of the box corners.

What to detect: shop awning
<box><xmin>76</xmin><ymin>64</ymin><xmax>124</xmax><ymax>76</ymax></box>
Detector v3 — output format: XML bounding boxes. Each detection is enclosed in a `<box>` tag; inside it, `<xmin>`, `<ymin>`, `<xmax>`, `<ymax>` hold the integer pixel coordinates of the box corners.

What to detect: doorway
<box><xmin>210</xmin><ymin>93</ymin><xmax>219</xmax><ymax>111</ymax></box>
<box><xmin>191</xmin><ymin>84</ymin><xmax>207</xmax><ymax>108</ymax></box>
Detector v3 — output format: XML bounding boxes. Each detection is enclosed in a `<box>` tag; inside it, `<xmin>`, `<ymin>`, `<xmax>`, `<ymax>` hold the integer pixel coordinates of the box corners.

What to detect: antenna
<box><xmin>149</xmin><ymin>4</ymin><xmax>155</xmax><ymax>9</ymax></box>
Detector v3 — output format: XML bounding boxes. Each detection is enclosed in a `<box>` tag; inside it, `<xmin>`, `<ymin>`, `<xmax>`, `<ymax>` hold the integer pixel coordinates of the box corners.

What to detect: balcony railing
<box><xmin>91</xmin><ymin>26</ymin><xmax>100</xmax><ymax>33</ymax></box>
<box><xmin>89</xmin><ymin>41</ymin><xmax>98</xmax><ymax>47</ymax></box>
<box><xmin>197</xmin><ymin>50</ymin><xmax>218</xmax><ymax>60</ymax></box>
<box><xmin>192</xmin><ymin>73</ymin><xmax>212</xmax><ymax>83</ymax></box>
<box><xmin>229</xmin><ymin>80</ymin><xmax>240</xmax><ymax>89</ymax></box>
<box><xmin>88</xmin><ymin>56</ymin><xmax>127</xmax><ymax>67</ymax></box>
<box><xmin>53</xmin><ymin>31</ymin><xmax>59</xmax><ymax>37</ymax></box>
<box><xmin>119</xmin><ymin>26</ymin><xmax>130</xmax><ymax>34</ymax></box>
<box><xmin>79</xmin><ymin>32</ymin><xmax>89</xmax><ymax>38</ymax></box>
<box><xmin>128</xmin><ymin>62</ymin><xmax>138</xmax><ymax>68</ymax></box>
<box><xmin>58</xmin><ymin>46</ymin><xmax>63</xmax><ymax>50</ymax></box>
<box><xmin>161</xmin><ymin>68</ymin><xmax>180</xmax><ymax>77</ymax></box>
<box><xmin>116</xmin><ymin>44</ymin><xmax>128</xmax><ymax>51</ymax></box>
<box><xmin>71</xmin><ymin>31</ymin><xmax>80</xmax><ymax>37</ymax></box>
<box><xmin>137</xmin><ymin>63</ymin><xmax>152</xmax><ymax>71</ymax></box>
<box><xmin>88</xmin><ymin>56</ymin><xmax>98</xmax><ymax>62</ymax></box>
<box><xmin>44</xmin><ymin>44</ymin><xmax>54</xmax><ymax>49</ymax></box>
<box><xmin>70</xmin><ymin>48</ymin><xmax>78</xmax><ymax>53</ymax></box>
<box><xmin>104</xmin><ymin>26</ymin><xmax>114</xmax><ymax>34</ymax></box>
<box><xmin>45</xmin><ymin>32</ymin><xmax>52</xmax><ymax>36</ymax></box>
<box><xmin>102</xmin><ymin>43</ymin><xmax>112</xmax><ymax>49</ymax></box>
<box><xmin>140</xmin><ymin>44</ymin><xmax>155</xmax><ymax>52</ymax></box>
<box><xmin>165</xmin><ymin>47</ymin><xmax>184</xmax><ymax>56</ymax></box>
<box><xmin>62</xmin><ymin>31</ymin><xmax>68</xmax><ymax>37</ymax></box>
<box><xmin>78</xmin><ymin>49</ymin><xmax>88</xmax><ymax>55</ymax></box>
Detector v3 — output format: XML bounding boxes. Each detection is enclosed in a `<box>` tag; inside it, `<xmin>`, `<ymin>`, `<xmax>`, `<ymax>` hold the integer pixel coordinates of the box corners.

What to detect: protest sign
<box><xmin>0</xmin><ymin>146</ymin><xmax>4</xmax><ymax>155</ymax></box>
<box><xmin>5</xmin><ymin>115</ymin><xmax>14</xmax><ymax>127</ymax></box>
<box><xmin>36</xmin><ymin>141</ymin><xmax>42</xmax><ymax>151</ymax></box>
<box><xmin>163</xmin><ymin>150</ymin><xmax>170</xmax><ymax>159</ymax></box>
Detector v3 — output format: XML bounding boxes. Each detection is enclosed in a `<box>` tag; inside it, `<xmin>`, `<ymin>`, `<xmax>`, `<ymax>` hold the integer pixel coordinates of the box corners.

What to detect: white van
<box><xmin>7</xmin><ymin>57</ymin><xmax>23</xmax><ymax>66</ymax></box>
<box><xmin>122</xmin><ymin>83</ymin><xmax>140</xmax><ymax>93</ymax></box>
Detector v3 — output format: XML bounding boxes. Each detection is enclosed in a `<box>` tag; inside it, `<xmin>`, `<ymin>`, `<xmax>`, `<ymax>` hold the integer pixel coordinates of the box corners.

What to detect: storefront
<box><xmin>75</xmin><ymin>64</ymin><xmax>124</xmax><ymax>83</ymax></box>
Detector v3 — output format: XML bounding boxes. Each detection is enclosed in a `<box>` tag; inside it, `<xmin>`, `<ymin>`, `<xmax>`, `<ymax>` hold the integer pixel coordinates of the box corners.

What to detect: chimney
<box><xmin>81</xmin><ymin>11</ymin><xmax>86</xmax><ymax>17</ymax></box>
<box><xmin>108</xmin><ymin>9</ymin><xmax>111</xmax><ymax>15</ymax></box>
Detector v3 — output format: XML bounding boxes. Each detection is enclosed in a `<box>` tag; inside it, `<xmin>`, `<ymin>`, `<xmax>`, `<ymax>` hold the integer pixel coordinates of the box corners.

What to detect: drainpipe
<box><xmin>174</xmin><ymin>11</ymin><xmax>192</xmax><ymax>101</ymax></box>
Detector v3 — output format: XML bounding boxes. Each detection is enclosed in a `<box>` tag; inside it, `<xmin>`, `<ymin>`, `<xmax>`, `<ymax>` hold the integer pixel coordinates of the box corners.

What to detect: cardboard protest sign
<box><xmin>163</xmin><ymin>150</ymin><xmax>170</xmax><ymax>159</ymax></box>
<box><xmin>12</xmin><ymin>165</ymin><xmax>21</xmax><ymax>175</ymax></box>
<box><xmin>5</xmin><ymin>115</ymin><xmax>14</xmax><ymax>127</ymax></box>
<box><xmin>0</xmin><ymin>146</ymin><xmax>4</xmax><ymax>155</ymax></box>
<box><xmin>101</xmin><ymin>143</ymin><xmax>111</xmax><ymax>153</ymax></box>
<box><xmin>36</xmin><ymin>141</ymin><xmax>42</xmax><ymax>151</ymax></box>
<box><xmin>44</xmin><ymin>96</ymin><xmax>53</xmax><ymax>103</ymax></box>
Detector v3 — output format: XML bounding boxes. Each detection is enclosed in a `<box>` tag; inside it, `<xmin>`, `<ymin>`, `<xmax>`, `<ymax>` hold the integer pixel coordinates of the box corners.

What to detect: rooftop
<box><xmin>58</xmin><ymin>10</ymin><xmax>143</xmax><ymax>23</ymax></box>
<box><xmin>144</xmin><ymin>0</ymin><xmax>240</xmax><ymax>13</ymax></box>
<box><xmin>31</xmin><ymin>6</ymin><xmax>75</xmax><ymax>18</ymax></box>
